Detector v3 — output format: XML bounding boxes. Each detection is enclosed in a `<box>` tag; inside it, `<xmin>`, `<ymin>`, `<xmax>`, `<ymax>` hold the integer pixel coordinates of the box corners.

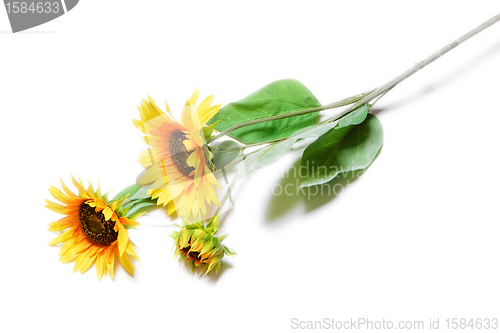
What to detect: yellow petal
<box><xmin>102</xmin><ymin>207</ymin><xmax>113</xmax><ymax>221</ymax></box>
<box><xmin>136</xmin><ymin>164</ymin><xmax>163</xmax><ymax>186</ymax></box>
<box><xmin>186</xmin><ymin>151</ymin><xmax>198</xmax><ymax>168</ymax></box>
<box><xmin>119</xmin><ymin>253</ymin><xmax>135</xmax><ymax>276</ymax></box>
<box><xmin>44</xmin><ymin>199</ymin><xmax>67</xmax><ymax>214</ymax></box>
<box><xmin>137</xmin><ymin>149</ymin><xmax>156</xmax><ymax>168</ymax></box>
<box><xmin>73</xmin><ymin>249</ymin><xmax>91</xmax><ymax>273</ymax></box>
<box><xmin>157</xmin><ymin>188</ymin><xmax>173</xmax><ymax>207</ymax></box>
<box><xmin>47</xmin><ymin>221</ymin><xmax>67</xmax><ymax>232</ymax></box>
<box><xmin>49</xmin><ymin>186</ymin><xmax>74</xmax><ymax>205</ymax></box>
<box><xmin>59</xmin><ymin>177</ymin><xmax>76</xmax><ymax>196</ymax></box>
<box><xmin>126</xmin><ymin>243</ymin><xmax>141</xmax><ymax>262</ymax></box>
<box><xmin>164</xmin><ymin>99</ymin><xmax>176</xmax><ymax>122</ymax></box>
<box><xmin>48</xmin><ymin>230</ymin><xmax>73</xmax><ymax>246</ymax></box>
<box><xmin>120</xmin><ymin>216</ymin><xmax>139</xmax><ymax>227</ymax></box>
<box><xmin>95</xmin><ymin>180</ymin><xmax>102</xmax><ymax>199</ymax></box>
<box><xmin>116</xmin><ymin>221</ymin><xmax>129</xmax><ymax>257</ymax></box>
<box><xmin>180</xmin><ymin>89</ymin><xmax>199</xmax><ymax>131</ymax></box>
<box><xmin>57</xmin><ymin>237</ymin><xmax>76</xmax><ymax>256</ymax></box>
<box><xmin>132</xmin><ymin>118</ymin><xmax>146</xmax><ymax>133</ymax></box>
<box><xmin>78</xmin><ymin>247</ymin><xmax>99</xmax><ymax>273</ymax></box>
<box><xmin>198</xmin><ymin>104</ymin><xmax>221</xmax><ymax>126</ymax></box>
<box><xmin>205</xmin><ymin>165</ymin><xmax>222</xmax><ymax>189</ymax></box>
<box><xmin>187</xmin><ymin>88</ymin><xmax>200</xmax><ymax>106</ymax></box>
<box><xmin>107</xmin><ymin>263</ymin><xmax>115</xmax><ymax>280</ymax></box>
<box><xmin>106</xmin><ymin>251</ymin><xmax>115</xmax><ymax>280</ymax></box>
<box><xmin>96</xmin><ymin>253</ymin><xmax>104</xmax><ymax>281</ymax></box>
<box><xmin>167</xmin><ymin>200</ymin><xmax>177</xmax><ymax>215</ymax></box>
<box><xmin>59</xmin><ymin>248</ymin><xmax>78</xmax><ymax>263</ymax></box>
<box><xmin>196</xmin><ymin>95</ymin><xmax>213</xmax><ymax>116</ymax></box>
<box><xmin>181</xmin><ymin>106</ymin><xmax>194</xmax><ymax>131</ymax></box>
<box><xmin>87</xmin><ymin>182</ymin><xmax>96</xmax><ymax>198</ymax></box>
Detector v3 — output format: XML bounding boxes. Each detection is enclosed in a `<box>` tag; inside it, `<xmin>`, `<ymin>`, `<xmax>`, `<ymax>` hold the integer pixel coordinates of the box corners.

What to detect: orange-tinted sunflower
<box><xmin>45</xmin><ymin>176</ymin><xmax>141</xmax><ymax>280</ymax></box>
<box><xmin>133</xmin><ymin>89</ymin><xmax>222</xmax><ymax>221</ymax></box>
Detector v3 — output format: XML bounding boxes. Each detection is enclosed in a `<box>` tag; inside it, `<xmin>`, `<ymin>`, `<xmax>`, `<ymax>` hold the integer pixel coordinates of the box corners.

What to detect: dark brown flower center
<box><xmin>180</xmin><ymin>245</ymin><xmax>201</xmax><ymax>262</ymax></box>
<box><xmin>79</xmin><ymin>202</ymin><xmax>118</xmax><ymax>246</ymax></box>
<box><xmin>168</xmin><ymin>130</ymin><xmax>195</xmax><ymax>178</ymax></box>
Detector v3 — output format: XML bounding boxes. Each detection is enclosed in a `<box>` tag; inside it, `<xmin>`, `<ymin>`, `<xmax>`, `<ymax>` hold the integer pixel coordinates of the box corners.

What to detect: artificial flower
<box><xmin>171</xmin><ymin>215</ymin><xmax>235</xmax><ymax>274</ymax></box>
<box><xmin>133</xmin><ymin>89</ymin><xmax>222</xmax><ymax>221</ymax></box>
<box><xmin>45</xmin><ymin>176</ymin><xmax>141</xmax><ymax>280</ymax></box>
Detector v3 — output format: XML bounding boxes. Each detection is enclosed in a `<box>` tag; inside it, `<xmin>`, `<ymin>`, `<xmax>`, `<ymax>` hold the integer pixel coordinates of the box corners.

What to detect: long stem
<box><xmin>214</xmin><ymin>146</ymin><xmax>267</xmax><ymax>171</ymax></box>
<box><xmin>214</xmin><ymin>140</ymin><xmax>284</xmax><ymax>210</ymax></box>
<box><xmin>242</xmin><ymin>138</ymin><xmax>286</xmax><ymax>148</ymax></box>
<box><xmin>325</xmin><ymin>12</ymin><xmax>500</xmax><ymax>124</ymax></box>
<box><xmin>209</xmin><ymin>13</ymin><xmax>500</xmax><ymax>216</ymax></box>
<box><xmin>213</xmin><ymin>138</ymin><xmax>286</xmax><ymax>152</ymax></box>
<box><xmin>209</xmin><ymin>13</ymin><xmax>500</xmax><ymax>140</ymax></box>
<box><xmin>207</xmin><ymin>88</ymin><xmax>376</xmax><ymax>143</ymax></box>
<box><xmin>214</xmin><ymin>171</ymin><xmax>239</xmax><ymax>215</ymax></box>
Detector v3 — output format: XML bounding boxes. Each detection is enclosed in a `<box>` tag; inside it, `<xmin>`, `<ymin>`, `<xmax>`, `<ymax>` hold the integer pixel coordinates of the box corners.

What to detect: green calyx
<box><xmin>170</xmin><ymin>215</ymin><xmax>236</xmax><ymax>275</ymax></box>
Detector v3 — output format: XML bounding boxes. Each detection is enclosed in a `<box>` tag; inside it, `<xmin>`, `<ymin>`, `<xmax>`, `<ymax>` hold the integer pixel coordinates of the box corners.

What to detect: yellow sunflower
<box><xmin>133</xmin><ymin>89</ymin><xmax>222</xmax><ymax>221</ymax></box>
<box><xmin>45</xmin><ymin>176</ymin><xmax>140</xmax><ymax>280</ymax></box>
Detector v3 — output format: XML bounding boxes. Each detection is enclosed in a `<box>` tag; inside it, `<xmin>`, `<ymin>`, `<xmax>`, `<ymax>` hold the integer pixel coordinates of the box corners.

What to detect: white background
<box><xmin>1</xmin><ymin>1</ymin><xmax>500</xmax><ymax>332</ymax></box>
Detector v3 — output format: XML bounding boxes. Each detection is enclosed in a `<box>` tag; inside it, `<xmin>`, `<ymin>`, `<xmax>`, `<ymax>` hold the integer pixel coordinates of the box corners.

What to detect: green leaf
<box><xmin>336</xmin><ymin>103</ymin><xmax>369</xmax><ymax>129</ymax></box>
<box><xmin>205</xmin><ymin>215</ymin><xmax>219</xmax><ymax>235</ymax></box>
<box><xmin>243</xmin><ymin>104</ymin><xmax>370</xmax><ymax>174</ymax></box>
<box><xmin>111</xmin><ymin>184</ymin><xmax>142</xmax><ymax>201</ymax></box>
<box><xmin>211</xmin><ymin>140</ymin><xmax>243</xmax><ymax>168</ymax></box>
<box><xmin>232</xmin><ymin>104</ymin><xmax>371</xmax><ymax>182</ymax></box>
<box><xmin>124</xmin><ymin>198</ymin><xmax>158</xmax><ymax>217</ymax></box>
<box><xmin>223</xmin><ymin>245</ymin><xmax>237</xmax><ymax>256</ymax></box>
<box><xmin>128</xmin><ymin>186</ymin><xmax>151</xmax><ymax>201</ymax></box>
<box><xmin>235</xmin><ymin>119</ymin><xmax>341</xmax><ymax>182</ymax></box>
<box><xmin>203</xmin><ymin>120</ymin><xmax>220</xmax><ymax>142</ymax></box>
<box><xmin>299</xmin><ymin>113</ymin><xmax>383</xmax><ymax>188</ymax></box>
<box><xmin>208</xmin><ymin>79</ymin><xmax>321</xmax><ymax>144</ymax></box>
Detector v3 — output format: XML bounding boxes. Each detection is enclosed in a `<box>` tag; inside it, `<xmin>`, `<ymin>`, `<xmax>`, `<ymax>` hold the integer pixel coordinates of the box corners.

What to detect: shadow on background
<box><xmin>205</xmin><ymin>261</ymin><xmax>233</xmax><ymax>284</ymax></box>
<box><xmin>371</xmin><ymin>40</ymin><xmax>500</xmax><ymax>116</ymax></box>
<box><xmin>262</xmin><ymin>40</ymin><xmax>500</xmax><ymax>225</ymax></box>
<box><xmin>175</xmin><ymin>254</ymin><xmax>233</xmax><ymax>284</ymax></box>
<box><xmin>265</xmin><ymin>159</ymin><xmax>363</xmax><ymax>224</ymax></box>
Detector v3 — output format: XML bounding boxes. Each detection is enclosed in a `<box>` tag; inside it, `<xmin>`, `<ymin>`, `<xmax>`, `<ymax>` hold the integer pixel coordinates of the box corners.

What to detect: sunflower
<box><xmin>133</xmin><ymin>89</ymin><xmax>222</xmax><ymax>221</ymax></box>
<box><xmin>170</xmin><ymin>215</ymin><xmax>236</xmax><ymax>275</ymax></box>
<box><xmin>45</xmin><ymin>176</ymin><xmax>141</xmax><ymax>280</ymax></box>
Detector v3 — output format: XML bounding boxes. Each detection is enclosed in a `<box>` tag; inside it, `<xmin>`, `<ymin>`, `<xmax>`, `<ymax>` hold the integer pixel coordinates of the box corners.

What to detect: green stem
<box><xmin>323</xmin><ymin>12</ymin><xmax>500</xmax><ymax>124</ymax></box>
<box><xmin>206</xmin><ymin>88</ymin><xmax>376</xmax><ymax>144</ymax></box>
<box><xmin>241</xmin><ymin>138</ymin><xmax>286</xmax><ymax>148</ymax></box>
<box><xmin>208</xmin><ymin>13</ymin><xmax>500</xmax><ymax>141</ymax></box>
<box><xmin>214</xmin><ymin>147</ymin><xmax>264</xmax><ymax>171</ymax></box>
<box><xmin>215</xmin><ymin>141</ymin><xmax>283</xmax><ymax>210</ymax></box>
<box><xmin>209</xmin><ymin>13</ymin><xmax>500</xmax><ymax>213</ymax></box>
<box><xmin>214</xmin><ymin>171</ymin><xmax>239</xmax><ymax>216</ymax></box>
<box><xmin>213</xmin><ymin>138</ymin><xmax>286</xmax><ymax>152</ymax></box>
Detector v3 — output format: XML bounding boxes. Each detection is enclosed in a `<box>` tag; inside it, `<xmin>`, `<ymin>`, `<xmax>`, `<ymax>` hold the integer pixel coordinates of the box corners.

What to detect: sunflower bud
<box><xmin>170</xmin><ymin>215</ymin><xmax>235</xmax><ymax>274</ymax></box>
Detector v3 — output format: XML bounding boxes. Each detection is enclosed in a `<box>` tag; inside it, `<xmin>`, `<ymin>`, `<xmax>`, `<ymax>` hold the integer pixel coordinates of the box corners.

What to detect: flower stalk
<box><xmin>208</xmin><ymin>13</ymin><xmax>500</xmax><ymax>142</ymax></box>
<box><xmin>207</xmin><ymin>88</ymin><xmax>376</xmax><ymax>144</ymax></box>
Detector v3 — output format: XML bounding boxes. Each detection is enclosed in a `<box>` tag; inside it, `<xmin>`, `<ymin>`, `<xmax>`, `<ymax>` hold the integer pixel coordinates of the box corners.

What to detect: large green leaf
<box><xmin>235</xmin><ymin>119</ymin><xmax>339</xmax><ymax>182</ymax></box>
<box><xmin>208</xmin><ymin>79</ymin><xmax>321</xmax><ymax>144</ymax></box>
<box><xmin>299</xmin><ymin>113</ymin><xmax>383</xmax><ymax>188</ymax></box>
